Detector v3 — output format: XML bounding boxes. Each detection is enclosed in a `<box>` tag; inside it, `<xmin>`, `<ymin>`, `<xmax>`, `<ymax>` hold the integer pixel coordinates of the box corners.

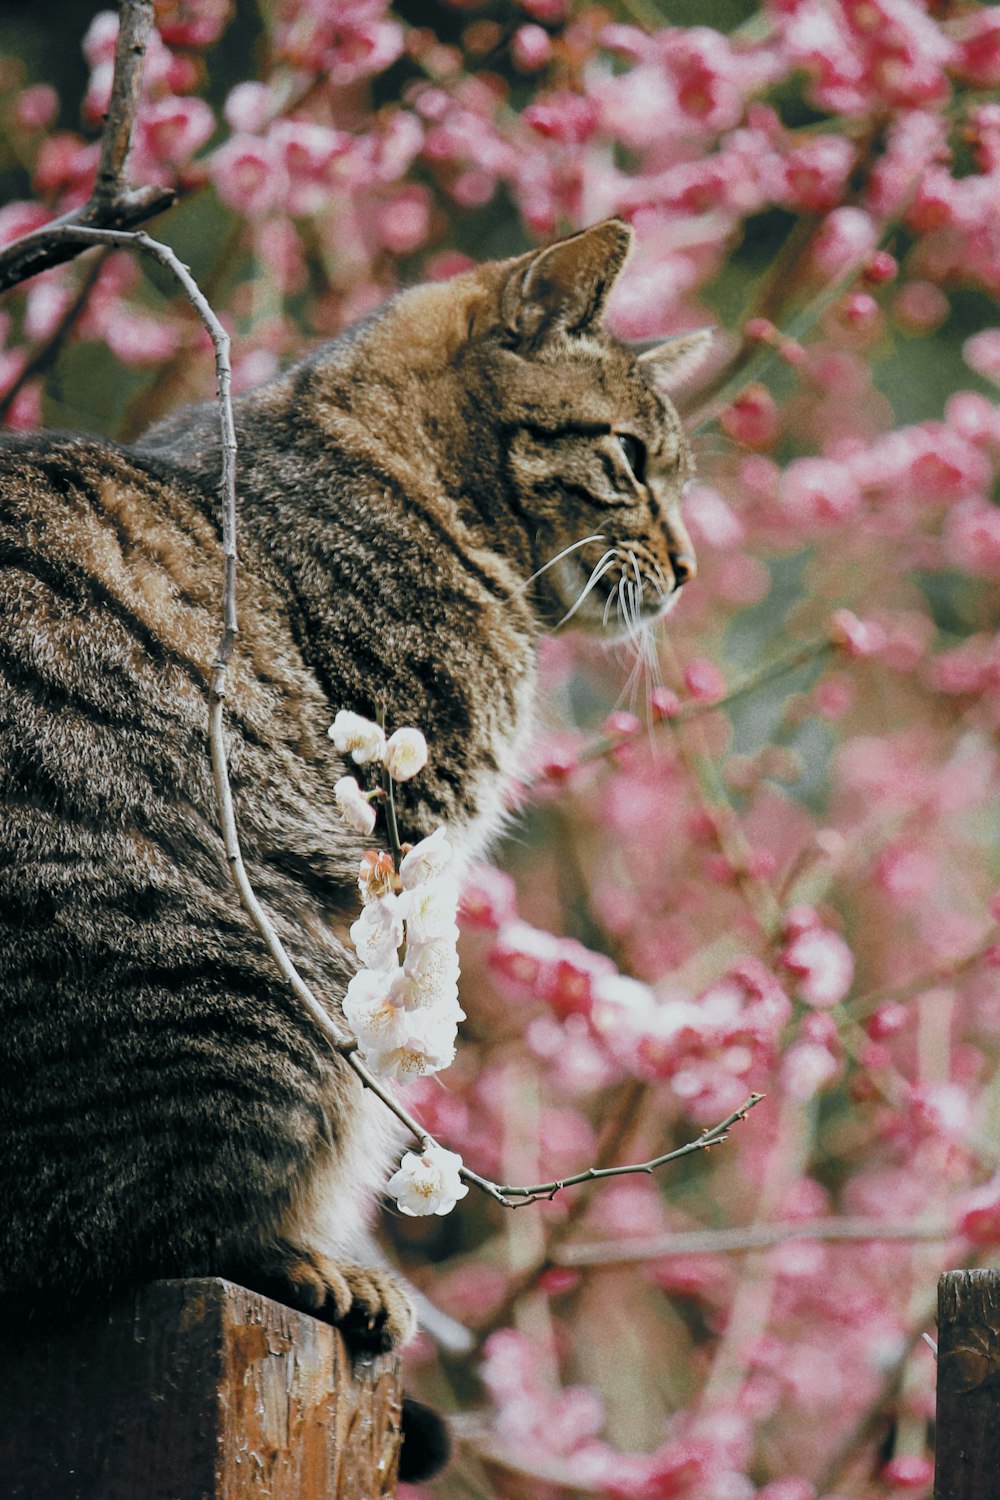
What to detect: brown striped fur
<box><xmin>0</xmin><ymin>221</ymin><xmax>704</xmax><ymax>1348</ymax></box>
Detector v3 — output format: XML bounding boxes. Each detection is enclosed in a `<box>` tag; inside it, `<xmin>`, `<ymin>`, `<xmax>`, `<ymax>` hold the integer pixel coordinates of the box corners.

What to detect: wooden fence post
<box><xmin>935</xmin><ymin>1269</ymin><xmax>1000</xmax><ymax>1500</ymax></box>
<box><xmin>0</xmin><ymin>1278</ymin><xmax>403</xmax><ymax>1500</ymax></box>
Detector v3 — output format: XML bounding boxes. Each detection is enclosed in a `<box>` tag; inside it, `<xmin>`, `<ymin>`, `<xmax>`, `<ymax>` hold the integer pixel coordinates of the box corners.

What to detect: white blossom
<box><xmin>350</xmin><ymin>893</ymin><xmax>404</xmax><ymax>970</ymax></box>
<box><xmin>329</xmin><ymin>709</ymin><xmax>386</xmax><ymax>765</ymax></box>
<box><xmin>399</xmin><ymin>937</ymin><xmax>462</xmax><ymax>1012</ymax></box>
<box><xmin>398</xmin><ymin>876</ymin><xmax>460</xmax><ymax>945</ymax></box>
<box><xmin>386</xmin><ymin>1145</ymin><xmax>469</xmax><ymax>1217</ymax></box>
<box><xmin>357</xmin><ymin>851</ymin><xmax>397</xmax><ymax>904</ymax></box>
<box><xmin>399</xmin><ymin>826</ymin><xmax>453</xmax><ymax>889</ymax></box>
<box><xmin>334</xmin><ymin>776</ymin><xmax>376</xmax><ymax>836</ymax></box>
<box><xmin>384</xmin><ymin>726</ymin><xmax>429</xmax><ymax>781</ymax></box>
<box><xmin>364</xmin><ymin>1006</ymin><xmax>460</xmax><ymax>1081</ymax></box>
<box><xmin>342</xmin><ymin>966</ymin><xmax>406</xmax><ymax>1054</ymax></box>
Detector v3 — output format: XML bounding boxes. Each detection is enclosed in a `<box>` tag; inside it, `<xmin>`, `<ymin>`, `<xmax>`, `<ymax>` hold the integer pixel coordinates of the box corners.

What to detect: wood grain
<box><xmin>0</xmin><ymin>1279</ymin><xmax>402</xmax><ymax>1499</ymax></box>
<box><xmin>935</xmin><ymin>1269</ymin><xmax>1000</xmax><ymax>1500</ymax></box>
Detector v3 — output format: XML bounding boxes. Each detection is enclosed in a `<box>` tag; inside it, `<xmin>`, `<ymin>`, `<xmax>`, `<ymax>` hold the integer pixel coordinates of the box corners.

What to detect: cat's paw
<box><xmin>245</xmin><ymin>1245</ymin><xmax>416</xmax><ymax>1352</ymax></box>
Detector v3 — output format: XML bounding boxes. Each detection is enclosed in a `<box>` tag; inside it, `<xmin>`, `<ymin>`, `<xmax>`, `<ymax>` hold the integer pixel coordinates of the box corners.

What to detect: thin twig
<box><xmin>556</xmin><ymin>1215</ymin><xmax>951</xmax><ymax>1267</ymax></box>
<box><xmin>526</xmin><ymin>635</ymin><xmax>834</xmax><ymax>794</ymax></box>
<box><xmin>459</xmin><ymin>1094</ymin><xmax>764</xmax><ymax>1207</ymax></box>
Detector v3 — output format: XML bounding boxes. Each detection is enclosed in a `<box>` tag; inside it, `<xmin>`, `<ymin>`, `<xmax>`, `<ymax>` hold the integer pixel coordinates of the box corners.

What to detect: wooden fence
<box><xmin>935</xmin><ymin>1270</ymin><xmax>1000</xmax><ymax>1500</ymax></box>
<box><xmin>0</xmin><ymin>1279</ymin><xmax>402</xmax><ymax>1499</ymax></box>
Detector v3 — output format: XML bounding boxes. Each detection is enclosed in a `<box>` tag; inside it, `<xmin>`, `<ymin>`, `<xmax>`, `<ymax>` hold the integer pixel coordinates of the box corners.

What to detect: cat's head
<box><xmin>311</xmin><ymin>219</ymin><xmax>710</xmax><ymax>639</ymax></box>
<box><xmin>449</xmin><ymin>219</ymin><xmax>711</xmax><ymax>637</ymax></box>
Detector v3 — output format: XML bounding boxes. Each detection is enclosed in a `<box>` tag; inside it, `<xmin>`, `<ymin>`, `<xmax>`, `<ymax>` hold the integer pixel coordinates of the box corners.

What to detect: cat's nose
<box><xmin>669</xmin><ymin>549</ymin><xmax>697</xmax><ymax>587</ymax></box>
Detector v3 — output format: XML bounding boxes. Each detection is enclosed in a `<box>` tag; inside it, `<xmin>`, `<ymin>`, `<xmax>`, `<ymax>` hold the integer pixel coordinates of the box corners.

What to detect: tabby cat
<box><xmin>0</xmin><ymin>219</ymin><xmax>705</xmax><ymax>1462</ymax></box>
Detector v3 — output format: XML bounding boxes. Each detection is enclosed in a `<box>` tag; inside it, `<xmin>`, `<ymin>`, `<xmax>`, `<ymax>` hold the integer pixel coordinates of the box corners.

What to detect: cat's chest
<box><xmin>453</xmin><ymin>653</ymin><xmax>538</xmax><ymax>862</ymax></box>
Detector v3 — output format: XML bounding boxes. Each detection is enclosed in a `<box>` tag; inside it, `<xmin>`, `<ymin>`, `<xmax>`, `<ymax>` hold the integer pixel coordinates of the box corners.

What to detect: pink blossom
<box><xmin>831</xmin><ymin>609</ymin><xmax>888</xmax><ymax>658</ymax></box>
<box><xmin>815</xmin><ymin>205</ymin><xmax>875</xmax><ymax>279</ymax></box>
<box><xmin>964</xmin><ymin>328</ymin><xmax>1000</xmax><ymax>385</ymax></box>
<box><xmin>780</xmin><ymin>458</ymin><xmax>861</xmax><ymax>528</ymax></box>
<box><xmin>523</xmin><ymin>94</ymin><xmax>599</xmax><ymax>145</ymax></box>
<box><xmin>956</xmin><ymin>1176</ymin><xmax>1000</xmax><ymax>1244</ymax></box>
<box><xmin>781</xmin><ymin>924</ymin><xmax>855</xmax><ymax>1008</ymax></box>
<box><xmin>14</xmin><ymin>85</ymin><xmax>59</xmax><ymax>132</ymax></box>
<box><xmin>104</xmin><ymin>313</ymin><xmax>181</xmax><ymax>367</ymax></box>
<box><xmin>683</xmin><ymin>658</ymin><xmax>725</xmax><ymax>703</ymax></box>
<box><xmin>512</xmin><ymin>25</ymin><xmax>552</xmax><ymax>71</ymax></box>
<box><xmin>0</xmin><ymin>201</ymin><xmax>51</xmax><ymax>247</ymax></box>
<box><xmin>375</xmin><ymin>184</ymin><xmax>432</xmax><ymax>255</ymax></box>
<box><xmin>720</xmin><ymin>384</ymin><xmax>780</xmax><ymax>450</ymax></box>
<box><xmin>210</xmin><ymin>134</ymin><xmax>288</xmax><ymax>217</ymax></box>
<box><xmin>224</xmin><ymin>82</ymin><xmax>274</xmax><ymax>135</ymax></box>
<box><xmin>781</xmin><ymin>1040</ymin><xmax>841</xmax><ymax>1100</ymax></box>
<box><xmin>880</xmin><ymin>1454</ymin><xmax>934</xmax><ymax>1489</ymax></box>
<box><xmin>139</xmin><ymin>96</ymin><xmax>216</xmax><ymax>166</ymax></box>
<box><xmin>943</xmin><ymin>498</ymin><xmax>1000</xmax><ymax>577</ymax></box>
<box><xmin>893</xmin><ymin>279</ymin><xmax>949</xmax><ymax>334</ymax></box>
<box><xmin>782</xmin><ymin>134</ymin><xmax>855</xmax><ymax>213</ymax></box>
<box><xmin>155</xmin><ymin>0</ymin><xmax>233</xmax><ymax>50</ymax></box>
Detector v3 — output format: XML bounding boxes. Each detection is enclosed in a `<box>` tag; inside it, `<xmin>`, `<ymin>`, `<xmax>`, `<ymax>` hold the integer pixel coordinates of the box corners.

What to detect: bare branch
<box><xmin>93</xmin><ymin>0</ymin><xmax>154</xmax><ymax>206</ymax></box>
<box><xmin>0</xmin><ymin>1</ymin><xmax>173</xmax><ymax>296</ymax></box>
<box><xmin>556</xmin><ymin>1214</ymin><xmax>951</xmax><ymax>1267</ymax></box>
<box><xmin>525</xmin><ymin>635</ymin><xmax>835</xmax><ymax>795</ymax></box>
<box><xmin>459</xmin><ymin>1093</ymin><xmax>764</xmax><ymax>1208</ymax></box>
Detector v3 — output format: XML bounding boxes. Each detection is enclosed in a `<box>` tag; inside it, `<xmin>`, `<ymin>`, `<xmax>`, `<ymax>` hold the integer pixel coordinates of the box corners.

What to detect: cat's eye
<box><xmin>616</xmin><ymin>432</ymin><xmax>646</xmax><ymax>485</ymax></box>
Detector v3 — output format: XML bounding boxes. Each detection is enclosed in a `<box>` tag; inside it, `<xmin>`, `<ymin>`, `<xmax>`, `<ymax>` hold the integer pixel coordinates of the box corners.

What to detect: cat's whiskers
<box><xmin>555</xmin><ymin>547</ymin><xmax>619</xmax><ymax>629</ymax></box>
<box><xmin>515</xmin><ymin>533</ymin><xmax>607</xmax><ymax>597</ymax></box>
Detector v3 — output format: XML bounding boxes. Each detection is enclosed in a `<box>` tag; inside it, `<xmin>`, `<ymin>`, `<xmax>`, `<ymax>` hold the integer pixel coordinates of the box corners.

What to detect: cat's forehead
<box><xmin>513</xmin><ymin>331</ymin><xmax>676</xmax><ymax>435</ymax></box>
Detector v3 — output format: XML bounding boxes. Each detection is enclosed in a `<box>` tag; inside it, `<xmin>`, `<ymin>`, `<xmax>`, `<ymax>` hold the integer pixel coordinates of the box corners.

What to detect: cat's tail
<box><xmin>400</xmin><ymin>1397</ymin><xmax>452</xmax><ymax>1482</ymax></box>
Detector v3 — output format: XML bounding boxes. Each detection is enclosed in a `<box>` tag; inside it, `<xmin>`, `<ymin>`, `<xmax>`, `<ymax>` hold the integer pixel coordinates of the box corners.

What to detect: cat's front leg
<box><xmin>231</xmin><ymin>1238</ymin><xmax>416</xmax><ymax>1353</ymax></box>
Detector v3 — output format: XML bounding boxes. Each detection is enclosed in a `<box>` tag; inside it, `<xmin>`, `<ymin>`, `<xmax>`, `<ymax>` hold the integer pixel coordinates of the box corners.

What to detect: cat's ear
<box><xmin>500</xmin><ymin>219</ymin><xmax>634</xmax><ymax>341</ymax></box>
<box><xmin>638</xmin><ymin>328</ymin><xmax>715</xmax><ymax>391</ymax></box>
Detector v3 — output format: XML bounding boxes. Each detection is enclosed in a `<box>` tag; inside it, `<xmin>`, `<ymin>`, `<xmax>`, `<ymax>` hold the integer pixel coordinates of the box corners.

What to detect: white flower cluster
<box><xmin>328</xmin><ymin>710</ymin><xmax>429</xmax><ymax>836</ymax></box>
<box><xmin>330</xmin><ymin>708</ymin><xmax>468</xmax><ymax>1215</ymax></box>
<box><xmin>344</xmin><ymin>824</ymin><xmax>464</xmax><ymax>1088</ymax></box>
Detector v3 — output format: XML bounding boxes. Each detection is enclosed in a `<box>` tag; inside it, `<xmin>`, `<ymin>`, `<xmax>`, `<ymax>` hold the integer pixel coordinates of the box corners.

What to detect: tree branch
<box><xmin>556</xmin><ymin>1215</ymin><xmax>951</xmax><ymax>1267</ymax></box>
<box><xmin>0</xmin><ymin>1</ymin><xmax>173</xmax><ymax>295</ymax></box>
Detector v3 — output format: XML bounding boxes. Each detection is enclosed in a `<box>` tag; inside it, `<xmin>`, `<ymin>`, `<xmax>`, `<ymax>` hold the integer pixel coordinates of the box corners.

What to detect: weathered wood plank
<box><xmin>935</xmin><ymin>1269</ymin><xmax>1000</xmax><ymax>1500</ymax></box>
<box><xmin>0</xmin><ymin>1279</ymin><xmax>402</xmax><ymax>1499</ymax></box>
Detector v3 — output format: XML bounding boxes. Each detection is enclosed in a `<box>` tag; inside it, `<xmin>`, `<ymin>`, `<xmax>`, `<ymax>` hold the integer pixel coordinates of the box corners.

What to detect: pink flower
<box><xmin>375</xmin><ymin>184</ymin><xmax>432</xmax><ymax>255</ymax></box>
<box><xmin>780</xmin><ymin>459</ymin><xmax>861</xmax><ymax>528</ymax></box>
<box><xmin>210</xmin><ymin>134</ymin><xmax>288</xmax><ymax>217</ymax></box>
<box><xmin>880</xmin><ymin>1455</ymin><xmax>934</xmax><ymax>1489</ymax></box>
<box><xmin>943</xmin><ymin>498</ymin><xmax>1000</xmax><ymax>577</ymax></box>
<box><xmin>512</xmin><ymin>25</ymin><xmax>552</xmax><ymax>71</ymax></box>
<box><xmin>831</xmin><ymin>609</ymin><xmax>888</xmax><ymax>658</ymax></box>
<box><xmin>781</xmin><ymin>924</ymin><xmax>855</xmax><ymax>1008</ymax></box>
<box><xmin>956</xmin><ymin>1176</ymin><xmax>1000</xmax><ymax>1245</ymax></box>
<box><xmin>139</xmin><ymin>97</ymin><xmax>216</xmax><ymax>166</ymax></box>
<box><xmin>523</xmin><ymin>94</ymin><xmax>599</xmax><ymax>145</ymax></box>
<box><xmin>155</xmin><ymin>0</ymin><xmax>233</xmax><ymax>50</ymax></box>
<box><xmin>14</xmin><ymin>85</ymin><xmax>58</xmax><ymax>132</ymax></box>
<box><xmin>720</xmin><ymin>384</ymin><xmax>780</xmax><ymax>450</ymax></box>
<box><xmin>815</xmin><ymin>204</ymin><xmax>875</xmax><ymax>277</ymax></box>
<box><xmin>780</xmin><ymin>1040</ymin><xmax>840</xmax><ymax>1099</ymax></box>
<box><xmin>683</xmin><ymin>659</ymin><xmax>726</xmax><ymax>703</ymax></box>
<box><xmin>964</xmin><ymin>328</ymin><xmax>1000</xmax><ymax>385</ymax></box>
<box><xmin>782</xmin><ymin>134</ymin><xmax>855</xmax><ymax>212</ymax></box>
<box><xmin>0</xmin><ymin>201</ymin><xmax>51</xmax><ymax>247</ymax></box>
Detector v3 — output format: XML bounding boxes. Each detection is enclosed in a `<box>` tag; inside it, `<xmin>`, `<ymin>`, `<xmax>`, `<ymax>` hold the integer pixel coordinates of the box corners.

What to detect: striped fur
<box><xmin>0</xmin><ymin>221</ymin><xmax>699</xmax><ymax>1339</ymax></box>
